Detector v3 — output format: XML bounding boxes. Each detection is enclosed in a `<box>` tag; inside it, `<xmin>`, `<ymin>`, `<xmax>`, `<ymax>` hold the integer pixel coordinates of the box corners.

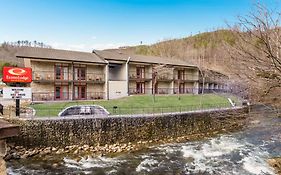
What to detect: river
<box><xmin>6</xmin><ymin>110</ymin><xmax>281</xmax><ymax>175</ymax></box>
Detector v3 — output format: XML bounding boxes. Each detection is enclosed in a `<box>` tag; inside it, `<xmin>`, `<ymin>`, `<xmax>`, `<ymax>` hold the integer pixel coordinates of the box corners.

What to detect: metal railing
<box><xmin>33</xmin><ymin>71</ymin><xmax>69</xmax><ymax>81</ymax></box>
<box><xmin>157</xmin><ymin>73</ymin><xmax>174</xmax><ymax>81</ymax></box>
<box><xmin>32</xmin><ymin>92</ymin><xmax>105</xmax><ymax>101</ymax></box>
<box><xmin>74</xmin><ymin>73</ymin><xmax>105</xmax><ymax>82</ymax></box>
<box><xmin>6</xmin><ymin>103</ymin><xmax>281</xmax><ymax>119</ymax></box>
<box><xmin>128</xmin><ymin>71</ymin><xmax>152</xmax><ymax>80</ymax></box>
<box><xmin>8</xmin><ymin>102</ymin><xmax>236</xmax><ymax>119</ymax></box>
<box><xmin>73</xmin><ymin>92</ymin><xmax>105</xmax><ymax>100</ymax></box>
<box><xmin>174</xmin><ymin>73</ymin><xmax>199</xmax><ymax>81</ymax></box>
<box><xmin>129</xmin><ymin>88</ymin><xmax>153</xmax><ymax>94</ymax></box>
<box><xmin>32</xmin><ymin>71</ymin><xmax>105</xmax><ymax>82</ymax></box>
<box><xmin>128</xmin><ymin>88</ymin><xmax>228</xmax><ymax>95</ymax></box>
<box><xmin>199</xmin><ymin>77</ymin><xmax>228</xmax><ymax>84</ymax></box>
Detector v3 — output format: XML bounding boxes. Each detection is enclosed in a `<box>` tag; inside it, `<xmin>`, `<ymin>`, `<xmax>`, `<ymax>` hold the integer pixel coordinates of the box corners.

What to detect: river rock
<box><xmin>15</xmin><ymin>146</ymin><xmax>23</xmax><ymax>150</ymax></box>
<box><xmin>0</xmin><ymin>158</ymin><xmax>6</xmax><ymax>175</ymax></box>
<box><xmin>250</xmin><ymin>120</ymin><xmax>260</xmax><ymax>124</ymax></box>
<box><xmin>73</xmin><ymin>149</ymin><xmax>79</xmax><ymax>154</ymax></box>
<box><xmin>20</xmin><ymin>154</ymin><xmax>28</xmax><ymax>159</ymax></box>
<box><xmin>55</xmin><ymin>149</ymin><xmax>64</xmax><ymax>154</ymax></box>
<box><xmin>268</xmin><ymin>157</ymin><xmax>281</xmax><ymax>174</ymax></box>
<box><xmin>11</xmin><ymin>152</ymin><xmax>20</xmax><ymax>159</ymax></box>
<box><xmin>52</xmin><ymin>163</ymin><xmax>59</xmax><ymax>168</ymax></box>
<box><xmin>83</xmin><ymin>145</ymin><xmax>89</xmax><ymax>151</ymax></box>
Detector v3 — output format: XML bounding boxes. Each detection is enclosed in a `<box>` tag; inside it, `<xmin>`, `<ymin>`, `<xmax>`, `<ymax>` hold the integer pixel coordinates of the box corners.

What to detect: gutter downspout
<box><xmin>126</xmin><ymin>57</ymin><xmax>131</xmax><ymax>96</ymax></box>
<box><xmin>104</xmin><ymin>60</ymin><xmax>109</xmax><ymax>100</ymax></box>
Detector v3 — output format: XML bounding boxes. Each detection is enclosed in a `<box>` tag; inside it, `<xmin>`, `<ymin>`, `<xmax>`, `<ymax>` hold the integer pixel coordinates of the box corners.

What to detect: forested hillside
<box><xmin>0</xmin><ymin>29</ymin><xmax>280</xmax><ymax>105</ymax></box>
<box><xmin>121</xmin><ymin>30</ymin><xmax>280</xmax><ymax>106</ymax></box>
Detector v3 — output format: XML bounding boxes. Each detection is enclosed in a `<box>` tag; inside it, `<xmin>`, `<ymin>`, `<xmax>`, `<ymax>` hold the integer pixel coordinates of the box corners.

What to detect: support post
<box><xmin>15</xmin><ymin>83</ymin><xmax>21</xmax><ymax>117</ymax></box>
<box><xmin>15</xmin><ymin>99</ymin><xmax>20</xmax><ymax>117</ymax></box>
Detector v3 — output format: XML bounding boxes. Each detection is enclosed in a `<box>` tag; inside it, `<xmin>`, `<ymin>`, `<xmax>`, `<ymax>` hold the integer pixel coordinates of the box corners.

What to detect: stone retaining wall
<box><xmin>6</xmin><ymin>107</ymin><xmax>248</xmax><ymax>148</ymax></box>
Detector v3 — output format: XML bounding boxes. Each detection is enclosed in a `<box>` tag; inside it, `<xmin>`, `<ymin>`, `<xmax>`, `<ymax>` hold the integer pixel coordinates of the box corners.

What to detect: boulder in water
<box><xmin>268</xmin><ymin>157</ymin><xmax>281</xmax><ymax>174</ymax></box>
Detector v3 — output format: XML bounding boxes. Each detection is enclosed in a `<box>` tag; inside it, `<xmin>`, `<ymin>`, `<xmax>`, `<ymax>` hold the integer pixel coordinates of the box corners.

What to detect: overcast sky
<box><xmin>0</xmin><ymin>0</ymin><xmax>278</xmax><ymax>51</ymax></box>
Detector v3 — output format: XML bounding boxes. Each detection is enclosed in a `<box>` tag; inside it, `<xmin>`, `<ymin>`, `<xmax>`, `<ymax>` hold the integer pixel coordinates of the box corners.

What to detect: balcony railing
<box><xmin>74</xmin><ymin>73</ymin><xmax>105</xmax><ymax>83</ymax></box>
<box><xmin>154</xmin><ymin>88</ymin><xmax>174</xmax><ymax>94</ymax></box>
<box><xmin>198</xmin><ymin>88</ymin><xmax>228</xmax><ymax>94</ymax></box>
<box><xmin>129</xmin><ymin>88</ymin><xmax>152</xmax><ymax>94</ymax></box>
<box><xmin>129</xmin><ymin>88</ymin><xmax>199</xmax><ymax>95</ymax></box>
<box><xmin>128</xmin><ymin>87</ymin><xmax>228</xmax><ymax>95</ymax></box>
<box><xmin>32</xmin><ymin>92</ymin><xmax>70</xmax><ymax>101</ymax></box>
<box><xmin>174</xmin><ymin>73</ymin><xmax>199</xmax><ymax>82</ymax></box>
<box><xmin>199</xmin><ymin>76</ymin><xmax>228</xmax><ymax>84</ymax></box>
<box><xmin>157</xmin><ymin>73</ymin><xmax>174</xmax><ymax>81</ymax></box>
<box><xmin>129</xmin><ymin>72</ymin><xmax>198</xmax><ymax>82</ymax></box>
<box><xmin>32</xmin><ymin>92</ymin><xmax>105</xmax><ymax>102</ymax></box>
<box><xmin>129</xmin><ymin>71</ymin><xmax>152</xmax><ymax>80</ymax></box>
<box><xmin>72</xmin><ymin>92</ymin><xmax>105</xmax><ymax>100</ymax></box>
<box><xmin>32</xmin><ymin>71</ymin><xmax>105</xmax><ymax>83</ymax></box>
<box><xmin>33</xmin><ymin>71</ymin><xmax>70</xmax><ymax>82</ymax></box>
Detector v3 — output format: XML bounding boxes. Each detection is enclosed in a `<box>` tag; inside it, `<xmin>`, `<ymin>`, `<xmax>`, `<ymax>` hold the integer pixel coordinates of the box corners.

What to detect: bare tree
<box><xmin>152</xmin><ymin>64</ymin><xmax>173</xmax><ymax>102</ymax></box>
<box><xmin>227</xmin><ymin>2</ymin><xmax>281</xmax><ymax>102</ymax></box>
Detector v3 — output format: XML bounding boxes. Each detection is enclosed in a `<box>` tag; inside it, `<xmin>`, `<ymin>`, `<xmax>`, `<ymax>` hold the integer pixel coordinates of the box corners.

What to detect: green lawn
<box><xmin>30</xmin><ymin>94</ymin><xmax>233</xmax><ymax>117</ymax></box>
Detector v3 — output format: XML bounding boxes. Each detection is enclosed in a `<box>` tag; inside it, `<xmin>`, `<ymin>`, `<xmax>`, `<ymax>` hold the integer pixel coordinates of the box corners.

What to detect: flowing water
<box><xmin>6</xmin><ymin>111</ymin><xmax>281</xmax><ymax>175</ymax></box>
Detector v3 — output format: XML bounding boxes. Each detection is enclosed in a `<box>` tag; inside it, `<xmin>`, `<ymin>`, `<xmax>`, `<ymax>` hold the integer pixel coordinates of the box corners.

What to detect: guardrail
<box><xmin>5</xmin><ymin>102</ymin><xmax>237</xmax><ymax>119</ymax></box>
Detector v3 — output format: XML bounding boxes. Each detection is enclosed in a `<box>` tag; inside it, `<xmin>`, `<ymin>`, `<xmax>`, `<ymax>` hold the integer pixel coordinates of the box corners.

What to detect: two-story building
<box><xmin>14</xmin><ymin>47</ymin><xmax>201</xmax><ymax>101</ymax></box>
<box><xmin>93</xmin><ymin>50</ymin><xmax>199</xmax><ymax>99</ymax></box>
<box><xmin>16</xmin><ymin>47</ymin><xmax>107</xmax><ymax>101</ymax></box>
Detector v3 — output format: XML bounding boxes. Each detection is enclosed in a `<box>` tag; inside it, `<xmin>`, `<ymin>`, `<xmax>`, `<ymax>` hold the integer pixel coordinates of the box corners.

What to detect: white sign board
<box><xmin>3</xmin><ymin>87</ymin><xmax>32</xmax><ymax>99</ymax></box>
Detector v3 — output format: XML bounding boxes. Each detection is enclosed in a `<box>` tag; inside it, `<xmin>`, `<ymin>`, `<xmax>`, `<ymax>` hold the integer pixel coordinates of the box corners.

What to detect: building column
<box><xmin>125</xmin><ymin>58</ymin><xmax>130</xmax><ymax>96</ymax></box>
<box><xmin>105</xmin><ymin>63</ymin><xmax>109</xmax><ymax>100</ymax></box>
<box><xmin>193</xmin><ymin>82</ymin><xmax>199</xmax><ymax>94</ymax></box>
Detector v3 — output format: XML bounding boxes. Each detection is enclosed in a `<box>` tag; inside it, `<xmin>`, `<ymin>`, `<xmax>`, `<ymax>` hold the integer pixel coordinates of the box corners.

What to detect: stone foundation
<box><xmin>0</xmin><ymin>140</ymin><xmax>7</xmax><ymax>175</ymax></box>
<box><xmin>6</xmin><ymin>107</ymin><xmax>248</xmax><ymax>148</ymax></box>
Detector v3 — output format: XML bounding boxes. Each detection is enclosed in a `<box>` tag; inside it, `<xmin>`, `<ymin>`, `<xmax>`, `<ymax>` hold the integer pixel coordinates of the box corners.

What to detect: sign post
<box><xmin>16</xmin><ymin>98</ymin><xmax>20</xmax><ymax>117</ymax></box>
<box><xmin>2</xmin><ymin>67</ymin><xmax>32</xmax><ymax>117</ymax></box>
<box><xmin>3</xmin><ymin>87</ymin><xmax>32</xmax><ymax>116</ymax></box>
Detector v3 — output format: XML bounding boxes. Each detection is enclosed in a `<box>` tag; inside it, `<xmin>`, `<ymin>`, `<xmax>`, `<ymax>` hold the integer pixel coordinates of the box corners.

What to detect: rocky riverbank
<box><xmin>0</xmin><ymin>158</ymin><xmax>6</xmax><ymax>175</ymax></box>
<box><xmin>4</xmin><ymin>128</ymin><xmax>237</xmax><ymax>162</ymax></box>
<box><xmin>268</xmin><ymin>157</ymin><xmax>281</xmax><ymax>175</ymax></box>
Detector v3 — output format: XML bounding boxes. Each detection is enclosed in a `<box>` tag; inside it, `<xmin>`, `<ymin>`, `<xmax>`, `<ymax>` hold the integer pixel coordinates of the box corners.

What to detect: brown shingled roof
<box><xmin>16</xmin><ymin>47</ymin><xmax>106</xmax><ymax>64</ymax></box>
<box><xmin>93</xmin><ymin>50</ymin><xmax>197</xmax><ymax>68</ymax></box>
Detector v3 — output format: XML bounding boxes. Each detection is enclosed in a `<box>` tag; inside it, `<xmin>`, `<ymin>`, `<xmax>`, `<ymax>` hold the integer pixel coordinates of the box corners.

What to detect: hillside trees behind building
<box><xmin>226</xmin><ymin>2</ymin><xmax>281</xmax><ymax>105</ymax></box>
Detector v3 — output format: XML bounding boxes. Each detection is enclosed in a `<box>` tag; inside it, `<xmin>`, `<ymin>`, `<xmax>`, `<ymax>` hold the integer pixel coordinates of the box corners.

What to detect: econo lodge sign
<box><xmin>2</xmin><ymin>67</ymin><xmax>32</xmax><ymax>83</ymax></box>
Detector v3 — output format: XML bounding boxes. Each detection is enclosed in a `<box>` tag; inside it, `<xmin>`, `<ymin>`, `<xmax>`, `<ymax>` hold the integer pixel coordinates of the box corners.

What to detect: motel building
<box><xmin>16</xmin><ymin>47</ymin><xmax>107</xmax><ymax>101</ymax></box>
<box><xmin>14</xmin><ymin>47</ymin><xmax>227</xmax><ymax>102</ymax></box>
<box><xmin>93</xmin><ymin>50</ymin><xmax>200</xmax><ymax>99</ymax></box>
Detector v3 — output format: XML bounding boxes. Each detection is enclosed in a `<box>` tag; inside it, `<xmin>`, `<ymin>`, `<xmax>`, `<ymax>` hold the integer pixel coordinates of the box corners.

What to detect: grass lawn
<box><xmin>30</xmin><ymin>94</ymin><xmax>233</xmax><ymax>117</ymax></box>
